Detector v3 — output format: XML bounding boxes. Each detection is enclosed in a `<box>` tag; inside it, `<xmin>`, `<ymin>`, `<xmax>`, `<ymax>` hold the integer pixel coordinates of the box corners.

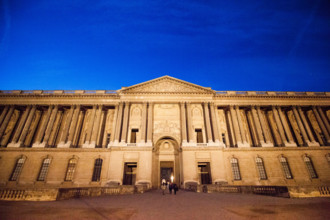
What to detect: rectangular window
<box><xmin>123</xmin><ymin>162</ymin><xmax>137</xmax><ymax>185</ymax></box>
<box><xmin>195</xmin><ymin>129</ymin><xmax>203</xmax><ymax>143</ymax></box>
<box><xmin>92</xmin><ymin>158</ymin><xmax>103</xmax><ymax>182</ymax></box>
<box><xmin>10</xmin><ymin>158</ymin><xmax>25</xmax><ymax>181</ymax></box>
<box><xmin>130</xmin><ymin>129</ymin><xmax>138</xmax><ymax>143</ymax></box>
<box><xmin>198</xmin><ymin>162</ymin><xmax>212</xmax><ymax>184</ymax></box>
<box><xmin>106</xmin><ymin>133</ymin><xmax>111</xmax><ymax>147</ymax></box>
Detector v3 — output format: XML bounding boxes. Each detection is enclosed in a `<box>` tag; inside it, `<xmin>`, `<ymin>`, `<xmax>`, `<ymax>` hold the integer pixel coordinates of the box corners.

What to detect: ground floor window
<box><xmin>280</xmin><ymin>156</ymin><xmax>293</xmax><ymax>179</ymax></box>
<box><xmin>256</xmin><ymin>157</ymin><xmax>267</xmax><ymax>180</ymax></box>
<box><xmin>92</xmin><ymin>158</ymin><xmax>103</xmax><ymax>182</ymax></box>
<box><xmin>65</xmin><ymin>158</ymin><xmax>77</xmax><ymax>181</ymax></box>
<box><xmin>304</xmin><ymin>156</ymin><xmax>318</xmax><ymax>179</ymax></box>
<box><xmin>231</xmin><ymin>158</ymin><xmax>241</xmax><ymax>180</ymax></box>
<box><xmin>198</xmin><ymin>162</ymin><xmax>212</xmax><ymax>184</ymax></box>
<box><xmin>37</xmin><ymin>158</ymin><xmax>51</xmax><ymax>181</ymax></box>
<box><xmin>10</xmin><ymin>157</ymin><xmax>26</xmax><ymax>181</ymax></box>
<box><xmin>123</xmin><ymin>162</ymin><xmax>137</xmax><ymax>185</ymax></box>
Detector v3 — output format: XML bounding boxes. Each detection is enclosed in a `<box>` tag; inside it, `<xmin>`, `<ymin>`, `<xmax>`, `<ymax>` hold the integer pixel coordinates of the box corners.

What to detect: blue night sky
<box><xmin>0</xmin><ymin>0</ymin><xmax>329</xmax><ymax>91</ymax></box>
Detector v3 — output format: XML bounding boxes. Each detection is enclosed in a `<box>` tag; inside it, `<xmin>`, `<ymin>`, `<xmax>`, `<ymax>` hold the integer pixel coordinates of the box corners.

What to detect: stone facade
<box><xmin>0</xmin><ymin>76</ymin><xmax>329</xmax><ymax>200</ymax></box>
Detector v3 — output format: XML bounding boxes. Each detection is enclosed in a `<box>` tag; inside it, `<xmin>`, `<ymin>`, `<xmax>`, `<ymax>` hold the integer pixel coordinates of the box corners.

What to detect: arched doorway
<box><xmin>152</xmin><ymin>137</ymin><xmax>181</xmax><ymax>188</ymax></box>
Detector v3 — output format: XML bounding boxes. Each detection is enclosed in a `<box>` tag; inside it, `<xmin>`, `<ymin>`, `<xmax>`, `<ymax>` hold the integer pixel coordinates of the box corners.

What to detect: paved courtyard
<box><xmin>0</xmin><ymin>190</ymin><xmax>329</xmax><ymax>220</ymax></box>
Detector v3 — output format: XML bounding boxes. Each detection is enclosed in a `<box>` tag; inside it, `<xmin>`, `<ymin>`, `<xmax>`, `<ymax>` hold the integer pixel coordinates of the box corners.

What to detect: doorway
<box><xmin>160</xmin><ymin>161</ymin><xmax>173</xmax><ymax>183</ymax></box>
<box><xmin>152</xmin><ymin>137</ymin><xmax>181</xmax><ymax>188</ymax></box>
<box><xmin>198</xmin><ymin>162</ymin><xmax>212</xmax><ymax>184</ymax></box>
<box><xmin>123</xmin><ymin>162</ymin><xmax>137</xmax><ymax>185</ymax></box>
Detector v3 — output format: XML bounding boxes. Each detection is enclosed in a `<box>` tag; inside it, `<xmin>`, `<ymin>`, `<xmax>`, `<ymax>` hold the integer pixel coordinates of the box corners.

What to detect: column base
<box><xmin>237</xmin><ymin>142</ymin><xmax>250</xmax><ymax>148</ymax></box>
<box><xmin>261</xmin><ymin>142</ymin><xmax>274</xmax><ymax>147</ymax></box>
<box><xmin>82</xmin><ymin>141</ymin><xmax>95</xmax><ymax>148</ymax></box>
<box><xmin>7</xmin><ymin>142</ymin><xmax>22</xmax><ymax>148</ymax></box>
<box><xmin>32</xmin><ymin>142</ymin><xmax>47</xmax><ymax>148</ymax></box>
<box><xmin>284</xmin><ymin>141</ymin><xmax>297</xmax><ymax>147</ymax></box>
<box><xmin>306</xmin><ymin>141</ymin><xmax>320</xmax><ymax>147</ymax></box>
<box><xmin>57</xmin><ymin>141</ymin><xmax>71</xmax><ymax>148</ymax></box>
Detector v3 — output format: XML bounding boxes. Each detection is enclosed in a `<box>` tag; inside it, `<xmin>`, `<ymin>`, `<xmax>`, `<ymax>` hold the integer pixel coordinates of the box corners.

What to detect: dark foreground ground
<box><xmin>0</xmin><ymin>190</ymin><xmax>329</xmax><ymax>220</ymax></box>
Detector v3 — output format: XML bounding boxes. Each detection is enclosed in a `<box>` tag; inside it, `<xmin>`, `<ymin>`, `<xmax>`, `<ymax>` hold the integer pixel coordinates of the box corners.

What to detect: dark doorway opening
<box><xmin>198</xmin><ymin>162</ymin><xmax>212</xmax><ymax>184</ymax></box>
<box><xmin>123</xmin><ymin>162</ymin><xmax>137</xmax><ymax>185</ymax></box>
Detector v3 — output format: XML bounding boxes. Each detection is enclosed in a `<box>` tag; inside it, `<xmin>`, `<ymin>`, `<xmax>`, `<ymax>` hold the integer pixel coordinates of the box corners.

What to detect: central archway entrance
<box><xmin>152</xmin><ymin>137</ymin><xmax>181</xmax><ymax>188</ymax></box>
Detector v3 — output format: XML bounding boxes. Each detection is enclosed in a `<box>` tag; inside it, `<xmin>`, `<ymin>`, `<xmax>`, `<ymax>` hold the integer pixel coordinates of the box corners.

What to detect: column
<box><xmin>312</xmin><ymin>106</ymin><xmax>330</xmax><ymax>144</ymax></box>
<box><xmin>0</xmin><ymin>105</ymin><xmax>14</xmax><ymax>138</ymax></box>
<box><xmin>42</xmin><ymin>105</ymin><xmax>58</xmax><ymax>147</ymax></box>
<box><xmin>10</xmin><ymin>106</ymin><xmax>31</xmax><ymax>144</ymax></box>
<box><xmin>210</xmin><ymin>103</ymin><xmax>220</xmax><ymax>143</ymax></box>
<box><xmin>229</xmin><ymin>105</ymin><xmax>242</xmax><ymax>146</ymax></box>
<box><xmin>18</xmin><ymin>105</ymin><xmax>37</xmax><ymax>146</ymax></box>
<box><xmin>272</xmin><ymin>106</ymin><xmax>287</xmax><ymax>146</ymax></box>
<box><xmin>203</xmin><ymin>102</ymin><xmax>213</xmax><ymax>143</ymax></box>
<box><xmin>226</xmin><ymin>110</ymin><xmax>236</xmax><ymax>147</ymax></box>
<box><xmin>318</xmin><ymin>107</ymin><xmax>330</xmax><ymax>134</ymax></box>
<box><xmin>251</xmin><ymin>106</ymin><xmax>264</xmax><ymax>146</ymax></box>
<box><xmin>67</xmin><ymin>105</ymin><xmax>81</xmax><ymax>146</ymax></box>
<box><xmin>58</xmin><ymin>105</ymin><xmax>75</xmax><ymax>146</ymax></box>
<box><xmin>0</xmin><ymin>106</ymin><xmax>9</xmax><ymax>127</ymax></box>
<box><xmin>85</xmin><ymin>105</ymin><xmax>96</xmax><ymax>144</ymax></box>
<box><xmin>235</xmin><ymin>106</ymin><xmax>248</xmax><ymax>146</ymax></box>
<box><xmin>292</xmin><ymin>106</ymin><xmax>309</xmax><ymax>146</ymax></box>
<box><xmin>33</xmin><ymin>106</ymin><xmax>53</xmax><ymax>146</ymax></box>
<box><xmin>256</xmin><ymin>107</ymin><xmax>272</xmax><ymax>145</ymax></box>
<box><xmin>114</xmin><ymin>102</ymin><xmax>123</xmax><ymax>143</ymax></box>
<box><xmin>147</xmin><ymin>102</ymin><xmax>153</xmax><ymax>144</ymax></box>
<box><xmin>278</xmin><ymin>107</ymin><xmax>296</xmax><ymax>146</ymax></box>
<box><xmin>110</xmin><ymin>104</ymin><xmax>118</xmax><ymax>143</ymax></box>
<box><xmin>121</xmin><ymin>102</ymin><xmax>130</xmax><ymax>143</ymax></box>
<box><xmin>91</xmin><ymin>105</ymin><xmax>103</xmax><ymax>145</ymax></box>
<box><xmin>186</xmin><ymin>102</ymin><xmax>194</xmax><ymax>143</ymax></box>
<box><xmin>180</xmin><ymin>102</ymin><xmax>187</xmax><ymax>143</ymax></box>
<box><xmin>140</xmin><ymin>102</ymin><xmax>147</xmax><ymax>143</ymax></box>
<box><xmin>298</xmin><ymin>106</ymin><xmax>319</xmax><ymax>146</ymax></box>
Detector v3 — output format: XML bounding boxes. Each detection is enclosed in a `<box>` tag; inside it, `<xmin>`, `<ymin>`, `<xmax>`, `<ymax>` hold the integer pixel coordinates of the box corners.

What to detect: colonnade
<box><xmin>221</xmin><ymin>105</ymin><xmax>330</xmax><ymax>148</ymax></box>
<box><xmin>0</xmin><ymin>104</ymin><xmax>329</xmax><ymax>148</ymax></box>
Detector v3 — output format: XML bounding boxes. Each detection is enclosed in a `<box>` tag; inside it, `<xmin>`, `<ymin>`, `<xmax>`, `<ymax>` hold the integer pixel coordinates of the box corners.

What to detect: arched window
<box><xmin>37</xmin><ymin>158</ymin><xmax>51</xmax><ymax>181</ymax></box>
<box><xmin>230</xmin><ymin>157</ymin><xmax>241</xmax><ymax>180</ymax></box>
<box><xmin>280</xmin><ymin>156</ymin><xmax>293</xmax><ymax>179</ymax></box>
<box><xmin>10</xmin><ymin>157</ymin><xmax>26</xmax><ymax>181</ymax></box>
<box><xmin>92</xmin><ymin>158</ymin><xmax>103</xmax><ymax>182</ymax></box>
<box><xmin>304</xmin><ymin>156</ymin><xmax>318</xmax><ymax>179</ymax></box>
<box><xmin>65</xmin><ymin>158</ymin><xmax>77</xmax><ymax>181</ymax></box>
<box><xmin>256</xmin><ymin>157</ymin><xmax>267</xmax><ymax>180</ymax></box>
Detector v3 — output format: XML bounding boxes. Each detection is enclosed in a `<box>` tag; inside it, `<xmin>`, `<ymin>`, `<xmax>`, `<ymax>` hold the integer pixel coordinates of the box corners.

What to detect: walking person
<box><xmin>169</xmin><ymin>182</ymin><xmax>173</xmax><ymax>194</ymax></box>
<box><xmin>161</xmin><ymin>182</ymin><xmax>166</xmax><ymax>195</ymax></box>
<box><xmin>173</xmin><ymin>183</ymin><xmax>178</xmax><ymax>195</ymax></box>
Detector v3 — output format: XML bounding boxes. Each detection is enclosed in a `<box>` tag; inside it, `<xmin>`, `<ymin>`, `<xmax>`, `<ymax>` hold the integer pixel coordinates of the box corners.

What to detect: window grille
<box><xmin>92</xmin><ymin>158</ymin><xmax>103</xmax><ymax>182</ymax></box>
<box><xmin>37</xmin><ymin>158</ymin><xmax>51</xmax><ymax>181</ymax></box>
<box><xmin>10</xmin><ymin>158</ymin><xmax>25</xmax><ymax>181</ymax></box>
<box><xmin>256</xmin><ymin>157</ymin><xmax>267</xmax><ymax>180</ymax></box>
<box><xmin>231</xmin><ymin>158</ymin><xmax>241</xmax><ymax>180</ymax></box>
<box><xmin>280</xmin><ymin>157</ymin><xmax>293</xmax><ymax>179</ymax></box>
<box><xmin>65</xmin><ymin>158</ymin><xmax>77</xmax><ymax>181</ymax></box>
<box><xmin>304</xmin><ymin>156</ymin><xmax>318</xmax><ymax>179</ymax></box>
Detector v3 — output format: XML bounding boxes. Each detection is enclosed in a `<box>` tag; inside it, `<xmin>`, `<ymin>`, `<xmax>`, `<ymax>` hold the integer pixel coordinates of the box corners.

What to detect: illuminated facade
<box><xmin>0</xmin><ymin>76</ymin><xmax>329</xmax><ymax>200</ymax></box>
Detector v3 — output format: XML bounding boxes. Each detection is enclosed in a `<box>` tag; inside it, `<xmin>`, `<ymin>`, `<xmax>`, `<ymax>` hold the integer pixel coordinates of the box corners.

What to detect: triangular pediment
<box><xmin>120</xmin><ymin>76</ymin><xmax>214</xmax><ymax>94</ymax></box>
